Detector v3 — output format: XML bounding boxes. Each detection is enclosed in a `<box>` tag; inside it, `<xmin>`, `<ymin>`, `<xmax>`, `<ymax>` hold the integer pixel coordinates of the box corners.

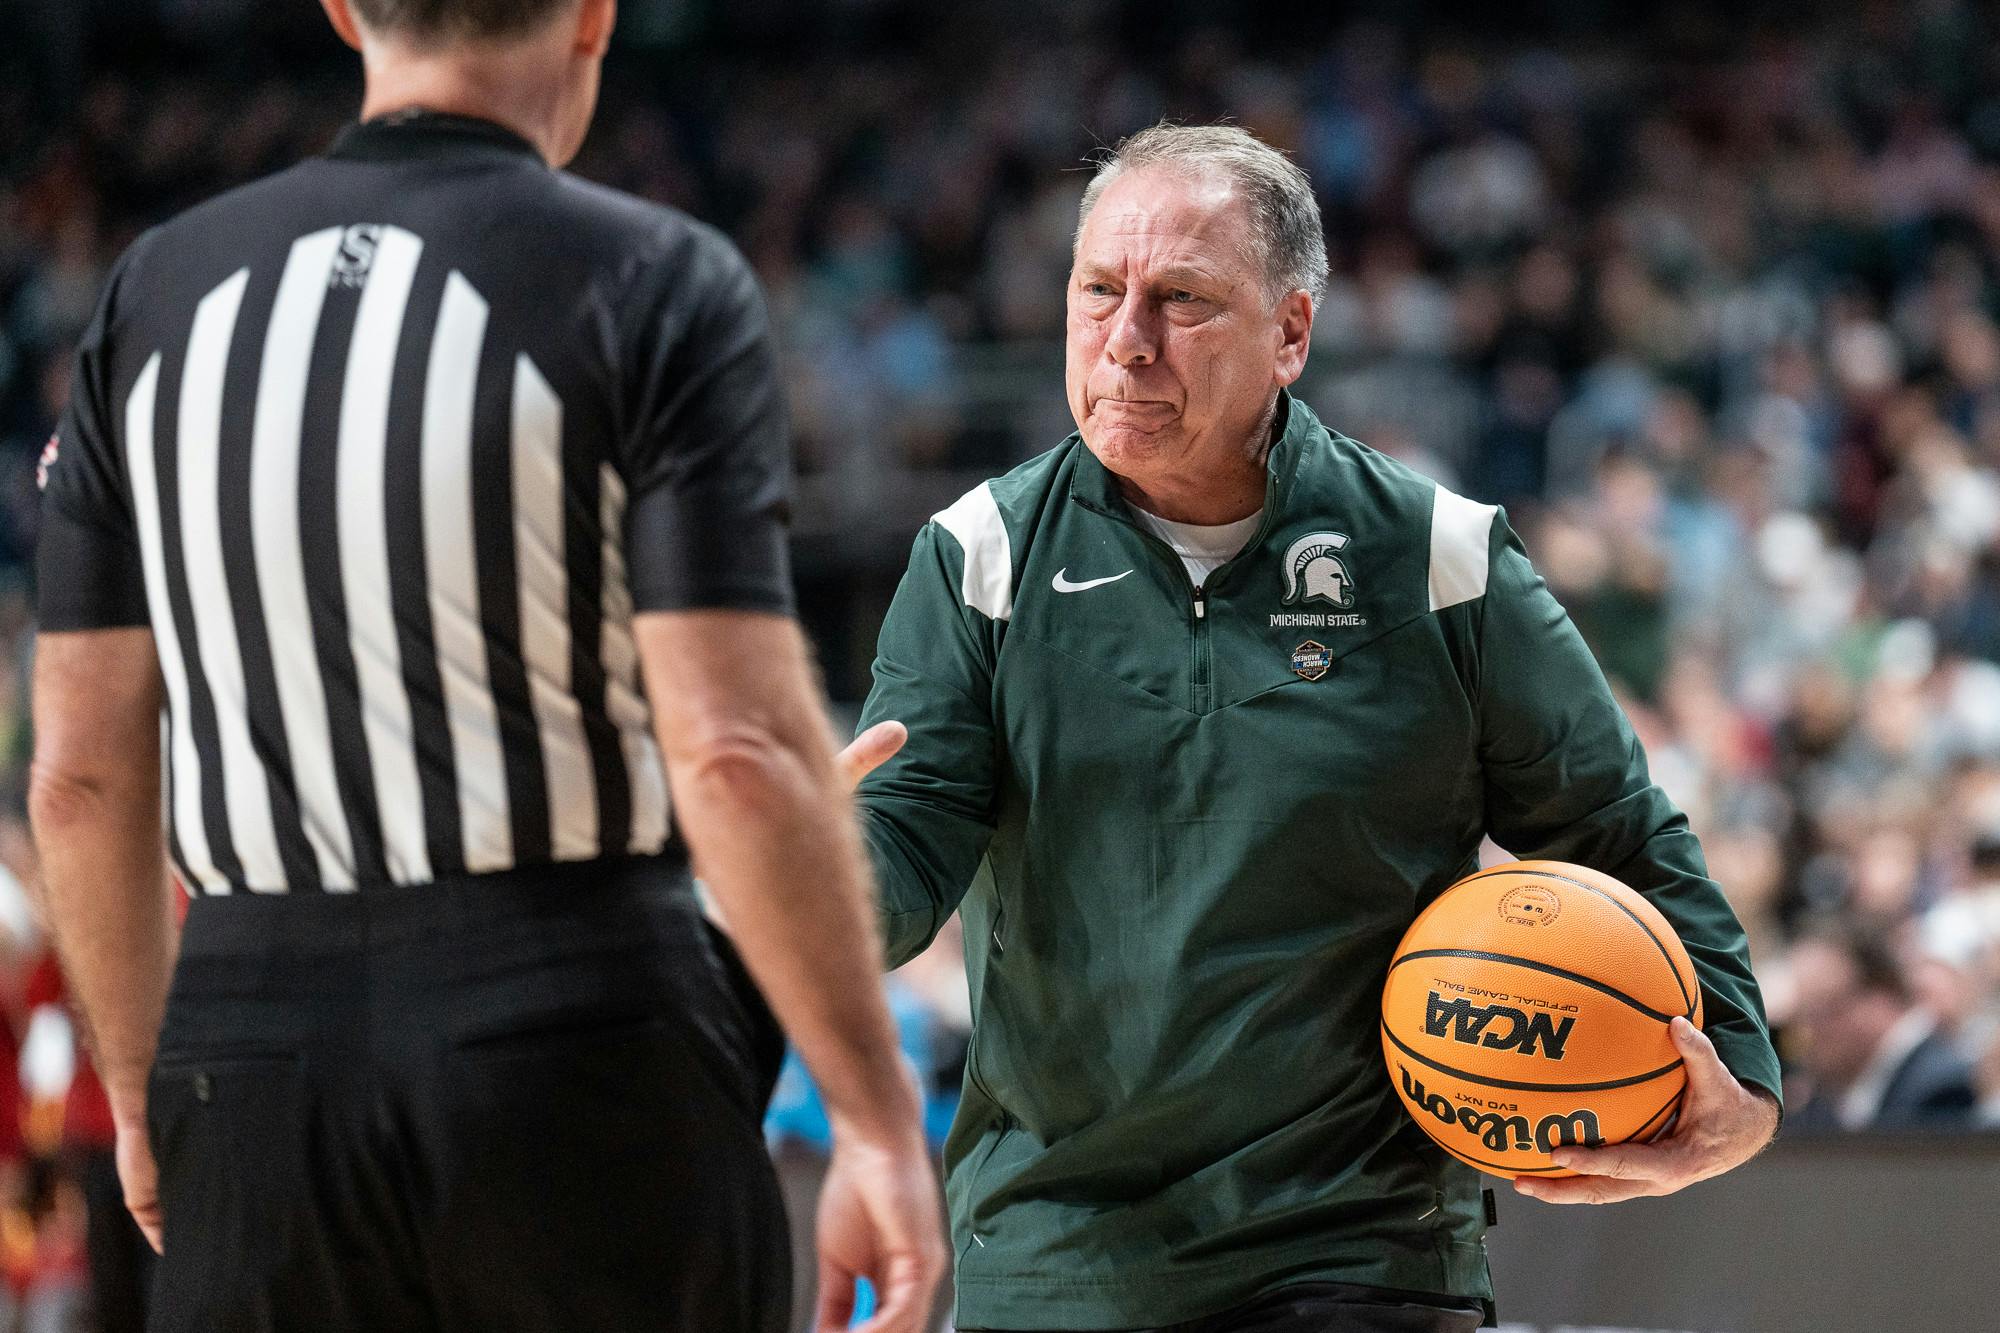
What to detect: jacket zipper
<box><xmin>1175</xmin><ymin>468</ymin><xmax>1285</xmax><ymax>714</ymax></box>
<box><xmin>1113</xmin><ymin>519</ymin><xmax>1212</xmax><ymax>710</ymax></box>
<box><xmin>1191</xmin><ymin>584</ymin><xmax>1210</xmax><ymax>712</ymax></box>
<box><xmin>1087</xmin><ymin>451</ymin><xmax>1286</xmax><ymax>714</ymax></box>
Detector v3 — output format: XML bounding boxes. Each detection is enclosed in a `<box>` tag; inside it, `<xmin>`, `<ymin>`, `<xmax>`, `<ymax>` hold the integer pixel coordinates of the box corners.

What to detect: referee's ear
<box><xmin>574</xmin><ymin>0</ymin><xmax>616</xmax><ymax>58</ymax></box>
<box><xmin>319</xmin><ymin>0</ymin><xmax>364</xmax><ymax>53</ymax></box>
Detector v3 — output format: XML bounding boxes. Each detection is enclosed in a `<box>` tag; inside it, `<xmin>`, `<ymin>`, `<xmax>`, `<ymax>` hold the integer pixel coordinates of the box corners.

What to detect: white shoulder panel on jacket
<box><xmin>933</xmin><ymin>481</ymin><xmax>1015</xmax><ymax>621</ymax></box>
<box><xmin>1428</xmin><ymin>483</ymin><xmax>1499</xmax><ymax>613</ymax></box>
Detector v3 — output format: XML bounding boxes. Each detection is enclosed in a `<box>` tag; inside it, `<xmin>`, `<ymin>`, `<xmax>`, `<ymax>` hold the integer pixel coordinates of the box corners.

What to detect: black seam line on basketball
<box><xmin>1459</xmin><ymin>866</ymin><xmax>1693</xmax><ymax>1016</ymax></box>
<box><xmin>1415</xmin><ymin>1085</ymin><xmax>1686</xmax><ymax>1176</ymax></box>
<box><xmin>1432</xmin><ymin>1090</ymin><xmax>1680</xmax><ymax>1174</ymax></box>
<box><xmin>1434</xmin><ymin>1138</ymin><xmax>1570</xmax><ymax>1175</ymax></box>
<box><xmin>1381</xmin><ymin>1021</ymin><xmax>1685</xmax><ymax>1093</ymax></box>
<box><xmin>1460</xmin><ymin>867</ymin><xmax>1696</xmax><ymax>1019</ymax></box>
<box><xmin>1634</xmin><ymin>1087</ymin><xmax>1685</xmax><ymax>1143</ymax></box>
<box><xmin>1390</xmin><ymin>948</ymin><xmax>1680</xmax><ymax>1024</ymax></box>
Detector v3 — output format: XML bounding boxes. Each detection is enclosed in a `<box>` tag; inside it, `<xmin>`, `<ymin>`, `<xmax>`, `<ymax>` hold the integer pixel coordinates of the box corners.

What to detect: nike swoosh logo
<box><xmin>1052</xmin><ymin>568</ymin><xmax>1134</xmax><ymax>594</ymax></box>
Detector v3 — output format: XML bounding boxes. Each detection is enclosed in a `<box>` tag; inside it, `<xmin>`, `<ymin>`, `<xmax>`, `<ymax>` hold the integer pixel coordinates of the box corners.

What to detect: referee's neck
<box><xmin>355</xmin><ymin>33</ymin><xmax>592</xmax><ymax>168</ymax></box>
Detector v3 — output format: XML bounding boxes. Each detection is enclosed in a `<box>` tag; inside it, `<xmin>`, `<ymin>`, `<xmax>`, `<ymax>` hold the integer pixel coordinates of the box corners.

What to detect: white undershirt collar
<box><xmin>1131</xmin><ymin>506</ymin><xmax>1265</xmax><ymax>586</ymax></box>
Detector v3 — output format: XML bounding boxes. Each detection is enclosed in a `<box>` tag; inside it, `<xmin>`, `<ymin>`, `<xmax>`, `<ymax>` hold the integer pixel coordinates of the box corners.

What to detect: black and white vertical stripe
<box><xmin>123</xmin><ymin>226</ymin><xmax>670</xmax><ymax>893</ymax></box>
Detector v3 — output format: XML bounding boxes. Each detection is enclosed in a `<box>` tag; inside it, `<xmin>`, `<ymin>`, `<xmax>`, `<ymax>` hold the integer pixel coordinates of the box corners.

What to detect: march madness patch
<box><xmin>1291</xmin><ymin>640</ymin><xmax>1332</xmax><ymax>681</ymax></box>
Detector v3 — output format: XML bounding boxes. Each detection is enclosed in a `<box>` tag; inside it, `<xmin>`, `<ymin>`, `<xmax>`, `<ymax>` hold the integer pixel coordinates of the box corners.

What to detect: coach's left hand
<box><xmin>839</xmin><ymin>721</ymin><xmax>907</xmax><ymax>790</ymax></box>
<box><xmin>1512</xmin><ymin>1016</ymin><xmax>1779</xmax><ymax>1205</ymax></box>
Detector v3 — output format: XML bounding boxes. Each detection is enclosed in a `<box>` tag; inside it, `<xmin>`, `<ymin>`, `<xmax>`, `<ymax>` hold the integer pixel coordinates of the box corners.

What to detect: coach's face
<box><xmin>1066</xmin><ymin>167</ymin><xmax>1311</xmax><ymax>496</ymax></box>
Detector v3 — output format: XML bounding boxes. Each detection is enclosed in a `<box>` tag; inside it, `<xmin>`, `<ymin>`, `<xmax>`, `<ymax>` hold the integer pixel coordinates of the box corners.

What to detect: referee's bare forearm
<box><xmin>640</xmin><ymin>609</ymin><xmax>922</xmax><ymax>1143</ymax></box>
<box><xmin>29</xmin><ymin>626</ymin><xmax>179</xmax><ymax>1124</ymax></box>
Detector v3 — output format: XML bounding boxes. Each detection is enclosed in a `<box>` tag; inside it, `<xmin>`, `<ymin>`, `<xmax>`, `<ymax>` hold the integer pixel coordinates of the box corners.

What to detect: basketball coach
<box><xmin>841</xmin><ymin>124</ymin><xmax>1783</xmax><ymax>1332</ymax></box>
<box><xmin>28</xmin><ymin>1</ymin><xmax>943</xmax><ymax>1329</ymax></box>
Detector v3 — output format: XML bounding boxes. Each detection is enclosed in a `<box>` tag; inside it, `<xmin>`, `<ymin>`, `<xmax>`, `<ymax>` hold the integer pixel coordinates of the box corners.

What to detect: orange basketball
<box><xmin>1380</xmin><ymin>860</ymin><xmax>1702</xmax><ymax>1179</ymax></box>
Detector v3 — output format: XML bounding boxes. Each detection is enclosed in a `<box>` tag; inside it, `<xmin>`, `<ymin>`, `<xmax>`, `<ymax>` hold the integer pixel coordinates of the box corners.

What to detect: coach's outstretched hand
<box><xmin>1513</xmin><ymin>1016</ymin><xmax>1779</xmax><ymax>1205</ymax></box>
<box><xmin>814</xmin><ymin>1106</ymin><xmax>947</xmax><ymax>1333</ymax></box>
<box><xmin>839</xmin><ymin>721</ymin><xmax>908</xmax><ymax>790</ymax></box>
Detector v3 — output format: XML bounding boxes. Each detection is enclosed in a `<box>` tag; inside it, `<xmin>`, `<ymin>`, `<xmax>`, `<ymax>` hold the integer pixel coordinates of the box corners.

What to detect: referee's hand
<box><xmin>814</xmin><ymin>1105</ymin><xmax>947</xmax><ymax>1333</ymax></box>
<box><xmin>114</xmin><ymin>1112</ymin><xmax>164</xmax><ymax>1254</ymax></box>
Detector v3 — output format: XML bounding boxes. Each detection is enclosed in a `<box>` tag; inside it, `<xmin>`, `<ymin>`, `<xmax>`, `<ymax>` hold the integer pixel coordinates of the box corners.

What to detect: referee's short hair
<box><xmin>350</xmin><ymin>0</ymin><xmax>576</xmax><ymax>43</ymax></box>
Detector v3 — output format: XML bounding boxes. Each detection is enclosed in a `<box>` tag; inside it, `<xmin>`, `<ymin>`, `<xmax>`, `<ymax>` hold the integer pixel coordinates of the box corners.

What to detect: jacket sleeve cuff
<box><xmin>1706</xmin><ymin>1023</ymin><xmax>1784</xmax><ymax>1125</ymax></box>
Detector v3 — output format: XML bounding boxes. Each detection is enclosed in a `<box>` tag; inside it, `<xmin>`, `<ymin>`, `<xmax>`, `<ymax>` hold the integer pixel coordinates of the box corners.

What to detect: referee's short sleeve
<box><xmin>37</xmin><ymin>249</ymin><xmax>150</xmax><ymax>633</ymax></box>
<box><xmin>617</xmin><ymin>227</ymin><xmax>793</xmax><ymax>616</ymax></box>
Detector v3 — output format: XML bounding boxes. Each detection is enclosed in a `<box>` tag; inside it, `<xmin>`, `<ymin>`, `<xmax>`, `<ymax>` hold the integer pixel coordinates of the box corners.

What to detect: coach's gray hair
<box><xmin>1076</xmin><ymin>123</ymin><xmax>1329</xmax><ymax>305</ymax></box>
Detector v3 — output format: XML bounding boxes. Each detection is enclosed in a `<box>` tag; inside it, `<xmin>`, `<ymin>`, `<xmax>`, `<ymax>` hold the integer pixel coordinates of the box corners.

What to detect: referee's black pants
<box><xmin>145</xmin><ymin>856</ymin><xmax>791</xmax><ymax>1333</ymax></box>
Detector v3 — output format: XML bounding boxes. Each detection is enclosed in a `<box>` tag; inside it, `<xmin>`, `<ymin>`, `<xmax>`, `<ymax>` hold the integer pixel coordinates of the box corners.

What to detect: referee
<box><xmin>27</xmin><ymin>1</ymin><xmax>944</xmax><ymax>1330</ymax></box>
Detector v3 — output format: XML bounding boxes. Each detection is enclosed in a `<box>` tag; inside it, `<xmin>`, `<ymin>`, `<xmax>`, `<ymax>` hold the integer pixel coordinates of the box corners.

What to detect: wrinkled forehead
<box><xmin>1073</xmin><ymin>165</ymin><xmax>1263</xmax><ymax>284</ymax></box>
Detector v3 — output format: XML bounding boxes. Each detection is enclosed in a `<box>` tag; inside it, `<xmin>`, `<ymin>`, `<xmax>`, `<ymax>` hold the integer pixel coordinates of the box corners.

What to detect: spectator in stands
<box><xmin>1784</xmin><ymin>927</ymin><xmax>1980</xmax><ymax>1130</ymax></box>
<box><xmin>1980</xmin><ymin>1029</ymin><xmax>2000</xmax><ymax>1127</ymax></box>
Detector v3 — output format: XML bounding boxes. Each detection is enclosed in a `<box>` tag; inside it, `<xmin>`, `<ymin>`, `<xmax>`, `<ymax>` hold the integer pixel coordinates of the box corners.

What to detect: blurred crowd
<box><xmin>4</xmin><ymin>0</ymin><xmax>2000</xmax><ymax>1322</ymax></box>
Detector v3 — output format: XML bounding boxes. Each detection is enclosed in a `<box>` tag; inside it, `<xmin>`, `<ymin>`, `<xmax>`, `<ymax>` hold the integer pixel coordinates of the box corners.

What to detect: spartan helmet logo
<box><xmin>1281</xmin><ymin>532</ymin><xmax>1356</xmax><ymax>609</ymax></box>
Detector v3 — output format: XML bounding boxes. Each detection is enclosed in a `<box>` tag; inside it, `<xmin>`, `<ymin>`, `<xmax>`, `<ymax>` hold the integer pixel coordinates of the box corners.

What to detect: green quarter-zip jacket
<box><xmin>856</xmin><ymin>393</ymin><xmax>1779</xmax><ymax>1331</ymax></box>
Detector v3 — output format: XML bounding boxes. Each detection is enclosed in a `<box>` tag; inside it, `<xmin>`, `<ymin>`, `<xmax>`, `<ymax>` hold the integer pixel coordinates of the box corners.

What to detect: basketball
<box><xmin>1381</xmin><ymin>860</ymin><xmax>1703</xmax><ymax>1178</ymax></box>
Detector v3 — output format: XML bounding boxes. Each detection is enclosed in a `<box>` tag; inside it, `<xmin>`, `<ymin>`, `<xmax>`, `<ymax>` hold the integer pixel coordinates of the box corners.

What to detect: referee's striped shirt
<box><xmin>35</xmin><ymin>112</ymin><xmax>794</xmax><ymax>894</ymax></box>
